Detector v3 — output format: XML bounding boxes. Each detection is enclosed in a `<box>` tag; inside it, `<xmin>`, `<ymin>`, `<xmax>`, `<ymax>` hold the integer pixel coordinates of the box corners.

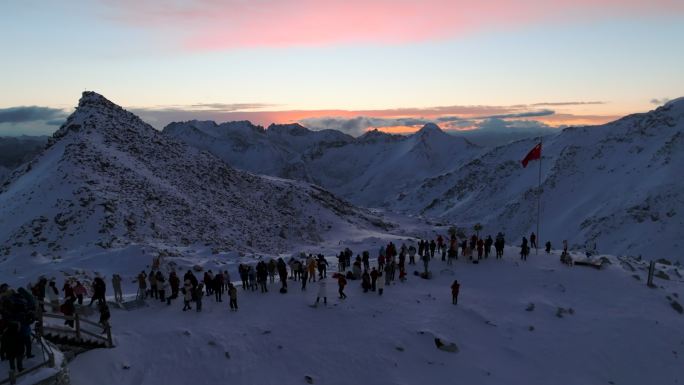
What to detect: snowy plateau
<box><xmin>0</xmin><ymin>92</ymin><xmax>682</xmax><ymax>385</ymax></box>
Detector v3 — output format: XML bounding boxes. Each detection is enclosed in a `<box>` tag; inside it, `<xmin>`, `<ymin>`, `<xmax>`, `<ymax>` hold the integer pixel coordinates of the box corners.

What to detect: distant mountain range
<box><xmin>163</xmin><ymin>121</ymin><xmax>482</xmax><ymax>208</ymax></box>
<box><xmin>1</xmin><ymin>94</ymin><xmax>681</xmax><ymax>260</ymax></box>
<box><xmin>165</xmin><ymin>99</ymin><xmax>684</xmax><ymax>260</ymax></box>
<box><xmin>0</xmin><ymin>135</ymin><xmax>47</xmax><ymax>184</ymax></box>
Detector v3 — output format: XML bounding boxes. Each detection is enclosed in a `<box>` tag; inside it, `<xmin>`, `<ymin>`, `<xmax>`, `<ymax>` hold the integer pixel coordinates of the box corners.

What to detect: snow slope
<box><xmin>394</xmin><ymin>99</ymin><xmax>684</xmax><ymax>261</ymax></box>
<box><xmin>163</xmin><ymin>122</ymin><xmax>481</xmax><ymax>207</ymax></box>
<box><xmin>0</xmin><ymin>92</ymin><xmax>393</xmax><ymax>265</ymax></box>
<box><xmin>66</xmin><ymin>245</ymin><xmax>684</xmax><ymax>385</ymax></box>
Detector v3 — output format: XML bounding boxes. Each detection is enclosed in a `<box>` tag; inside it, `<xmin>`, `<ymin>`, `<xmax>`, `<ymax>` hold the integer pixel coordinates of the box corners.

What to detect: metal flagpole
<box><xmin>536</xmin><ymin>136</ymin><xmax>542</xmax><ymax>255</ymax></box>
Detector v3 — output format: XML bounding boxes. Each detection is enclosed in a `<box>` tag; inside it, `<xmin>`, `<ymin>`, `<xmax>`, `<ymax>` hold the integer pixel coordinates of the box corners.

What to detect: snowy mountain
<box><xmin>396</xmin><ymin>98</ymin><xmax>684</xmax><ymax>260</ymax></box>
<box><xmin>163</xmin><ymin>121</ymin><xmax>481</xmax><ymax>207</ymax></box>
<box><xmin>0</xmin><ymin>92</ymin><xmax>392</xmax><ymax>262</ymax></box>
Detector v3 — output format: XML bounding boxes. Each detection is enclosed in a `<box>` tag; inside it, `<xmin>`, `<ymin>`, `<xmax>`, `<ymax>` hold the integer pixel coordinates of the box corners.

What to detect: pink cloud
<box><xmin>102</xmin><ymin>0</ymin><xmax>683</xmax><ymax>50</ymax></box>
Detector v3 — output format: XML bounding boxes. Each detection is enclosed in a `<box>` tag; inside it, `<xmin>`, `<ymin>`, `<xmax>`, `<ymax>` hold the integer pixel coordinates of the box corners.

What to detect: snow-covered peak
<box><xmin>78</xmin><ymin>91</ymin><xmax>116</xmax><ymax>109</ymax></box>
<box><xmin>415</xmin><ymin>122</ymin><xmax>445</xmax><ymax>136</ymax></box>
<box><xmin>0</xmin><ymin>92</ymin><xmax>392</xmax><ymax>259</ymax></box>
<box><xmin>358</xmin><ymin>129</ymin><xmax>402</xmax><ymax>143</ymax></box>
<box><xmin>267</xmin><ymin>123</ymin><xmax>311</xmax><ymax>136</ymax></box>
<box><xmin>661</xmin><ymin>97</ymin><xmax>684</xmax><ymax>117</ymax></box>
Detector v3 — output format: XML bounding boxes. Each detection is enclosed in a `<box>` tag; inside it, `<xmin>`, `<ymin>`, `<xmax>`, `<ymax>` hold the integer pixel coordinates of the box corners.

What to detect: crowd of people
<box><xmin>137</xmin><ymin>231</ymin><xmax>545</xmax><ymax>312</ymax></box>
<box><xmin>0</xmin><ymin>229</ymin><xmax>567</xmax><ymax>374</ymax></box>
<box><xmin>0</xmin><ymin>275</ymin><xmax>112</xmax><ymax>374</ymax></box>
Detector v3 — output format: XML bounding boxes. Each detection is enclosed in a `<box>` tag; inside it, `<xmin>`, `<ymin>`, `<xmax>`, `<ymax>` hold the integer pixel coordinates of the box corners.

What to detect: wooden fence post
<box><xmin>647</xmin><ymin>261</ymin><xmax>655</xmax><ymax>288</ymax></box>
<box><xmin>106</xmin><ymin>326</ymin><xmax>113</xmax><ymax>348</ymax></box>
<box><xmin>74</xmin><ymin>313</ymin><xmax>81</xmax><ymax>341</ymax></box>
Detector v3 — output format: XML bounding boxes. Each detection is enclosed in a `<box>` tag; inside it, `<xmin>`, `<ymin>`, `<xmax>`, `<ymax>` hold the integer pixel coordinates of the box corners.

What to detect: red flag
<box><xmin>521</xmin><ymin>143</ymin><xmax>541</xmax><ymax>168</ymax></box>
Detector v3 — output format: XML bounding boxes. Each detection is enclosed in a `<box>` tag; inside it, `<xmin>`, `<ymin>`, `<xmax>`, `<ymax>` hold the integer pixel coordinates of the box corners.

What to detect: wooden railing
<box><xmin>35</xmin><ymin>301</ymin><xmax>113</xmax><ymax>348</ymax></box>
<box><xmin>0</xmin><ymin>334</ymin><xmax>56</xmax><ymax>385</ymax></box>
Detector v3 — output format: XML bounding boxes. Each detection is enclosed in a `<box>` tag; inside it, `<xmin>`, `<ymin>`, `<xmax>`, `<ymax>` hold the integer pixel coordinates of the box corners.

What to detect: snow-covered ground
<box><xmin>48</xmin><ymin>241</ymin><xmax>682</xmax><ymax>385</ymax></box>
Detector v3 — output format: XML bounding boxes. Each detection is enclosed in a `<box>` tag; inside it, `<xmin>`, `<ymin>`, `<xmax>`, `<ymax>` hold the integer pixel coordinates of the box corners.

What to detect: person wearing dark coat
<box><xmin>98</xmin><ymin>302</ymin><xmax>111</xmax><ymax>333</ymax></box>
<box><xmin>370</xmin><ymin>268</ymin><xmax>379</xmax><ymax>291</ymax></box>
<box><xmin>169</xmin><ymin>272</ymin><xmax>180</xmax><ymax>299</ymax></box>
<box><xmin>484</xmin><ymin>236</ymin><xmax>493</xmax><ymax>258</ymax></box>
<box><xmin>277</xmin><ymin>258</ymin><xmax>288</xmax><ymax>290</ymax></box>
<box><xmin>316</xmin><ymin>255</ymin><xmax>328</xmax><ymax>279</ymax></box>
<box><xmin>214</xmin><ymin>273</ymin><xmax>224</xmax><ymax>302</ymax></box>
<box><xmin>61</xmin><ymin>296</ymin><xmax>76</xmax><ymax>328</ymax></box>
<box><xmin>361</xmin><ymin>271</ymin><xmax>371</xmax><ymax>293</ymax></box>
<box><xmin>88</xmin><ymin>277</ymin><xmax>106</xmax><ymax>306</ymax></box>
<box><xmin>545</xmin><ymin>241</ymin><xmax>552</xmax><ymax>254</ymax></box>
<box><xmin>2</xmin><ymin>322</ymin><xmax>24</xmax><ymax>372</ymax></box>
<box><xmin>451</xmin><ymin>280</ymin><xmax>460</xmax><ymax>305</ymax></box>
<box><xmin>520</xmin><ymin>237</ymin><xmax>529</xmax><ymax>261</ymax></box>
<box><xmin>429</xmin><ymin>240</ymin><xmax>436</xmax><ymax>258</ymax></box>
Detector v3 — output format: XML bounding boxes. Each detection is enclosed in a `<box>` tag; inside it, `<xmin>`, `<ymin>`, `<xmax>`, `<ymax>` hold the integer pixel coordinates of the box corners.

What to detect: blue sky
<box><xmin>1</xmin><ymin>0</ymin><xmax>683</xmax><ymax>135</ymax></box>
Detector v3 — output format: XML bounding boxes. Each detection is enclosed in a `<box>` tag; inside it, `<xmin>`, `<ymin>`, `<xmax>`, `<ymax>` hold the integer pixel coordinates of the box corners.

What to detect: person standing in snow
<box><xmin>429</xmin><ymin>239</ymin><xmax>437</xmax><ymax>258</ymax></box>
<box><xmin>61</xmin><ymin>296</ymin><xmax>76</xmax><ymax>328</ymax></box>
<box><xmin>149</xmin><ymin>270</ymin><xmax>158</xmax><ymax>299</ymax></box>
<box><xmin>422</xmin><ymin>252</ymin><xmax>430</xmax><ymax>275</ymax></box>
<box><xmin>317</xmin><ymin>254</ymin><xmax>328</xmax><ymax>279</ymax></box>
<box><xmin>451</xmin><ymin>280</ymin><xmax>460</xmax><ymax>305</ymax></box>
<box><xmin>530</xmin><ymin>232</ymin><xmax>537</xmax><ymax>249</ymax></box>
<box><xmin>437</xmin><ymin>235</ymin><xmax>444</xmax><ymax>255</ymax></box>
<box><xmin>238</xmin><ymin>264</ymin><xmax>248</xmax><ymax>290</ymax></box>
<box><xmin>408</xmin><ymin>245</ymin><xmax>417</xmax><ymax>265</ymax></box>
<box><xmin>315</xmin><ymin>278</ymin><xmax>327</xmax><ymax>305</ymax></box>
<box><xmin>111</xmin><ymin>274</ymin><xmax>123</xmax><ymax>303</ymax></box>
<box><xmin>377</xmin><ymin>272</ymin><xmax>385</xmax><ymax>296</ymax></box>
<box><xmin>301</xmin><ymin>264</ymin><xmax>308</xmax><ymax>291</ymax></box>
<box><xmin>154</xmin><ymin>271</ymin><xmax>165</xmax><ymax>302</ymax></box>
<box><xmin>484</xmin><ymin>236</ymin><xmax>493</xmax><ymax>259</ymax></box>
<box><xmin>248</xmin><ymin>266</ymin><xmax>257</xmax><ymax>291</ymax></box>
<box><xmin>362</xmin><ymin>270</ymin><xmax>372</xmax><ymax>293</ymax></box>
<box><xmin>447</xmin><ymin>247</ymin><xmax>456</xmax><ymax>265</ymax></box>
<box><xmin>169</xmin><ymin>271</ymin><xmax>180</xmax><ymax>300</ymax></box>
<box><xmin>74</xmin><ymin>281</ymin><xmax>87</xmax><ymax>305</ymax></box>
<box><xmin>277</xmin><ymin>258</ymin><xmax>288</xmax><ymax>291</ymax></box>
<box><xmin>417</xmin><ymin>239</ymin><xmax>425</xmax><ymax>259</ymax></box>
<box><xmin>228</xmin><ymin>283</ymin><xmax>238</xmax><ymax>311</ymax></box>
<box><xmin>182</xmin><ymin>279</ymin><xmax>193</xmax><ymax>311</ymax></box>
<box><xmin>370</xmin><ymin>267</ymin><xmax>379</xmax><ymax>291</ymax></box>
<box><xmin>89</xmin><ymin>277</ymin><xmax>106</xmax><ymax>306</ymax></box>
<box><xmin>362</xmin><ymin>251</ymin><xmax>370</xmax><ymax>271</ymax></box>
<box><xmin>214</xmin><ymin>272</ymin><xmax>224</xmax><ymax>302</ymax></box>
<box><xmin>62</xmin><ymin>280</ymin><xmax>75</xmax><ymax>301</ymax></box>
<box><xmin>2</xmin><ymin>322</ymin><xmax>24</xmax><ymax>373</ymax></box>
<box><xmin>477</xmin><ymin>238</ymin><xmax>484</xmax><ymax>260</ymax></box>
<box><xmin>520</xmin><ymin>237</ymin><xmax>529</xmax><ymax>261</ymax></box>
<box><xmin>268</xmin><ymin>260</ymin><xmax>277</xmax><ymax>284</ymax></box>
<box><xmin>195</xmin><ymin>283</ymin><xmax>204</xmax><ymax>312</ymax></box>
<box><xmin>562</xmin><ymin>240</ymin><xmax>568</xmax><ymax>253</ymax></box>
<box><xmin>136</xmin><ymin>271</ymin><xmax>147</xmax><ymax>300</ymax></box>
<box><xmin>307</xmin><ymin>257</ymin><xmax>317</xmax><ymax>281</ymax></box>
<box><xmin>338</xmin><ymin>275</ymin><xmax>348</xmax><ymax>299</ymax></box>
<box><xmin>98</xmin><ymin>302</ymin><xmax>111</xmax><ymax>333</ymax></box>
<box><xmin>545</xmin><ymin>241</ymin><xmax>552</xmax><ymax>254</ymax></box>
<box><xmin>495</xmin><ymin>233</ymin><xmax>505</xmax><ymax>259</ymax></box>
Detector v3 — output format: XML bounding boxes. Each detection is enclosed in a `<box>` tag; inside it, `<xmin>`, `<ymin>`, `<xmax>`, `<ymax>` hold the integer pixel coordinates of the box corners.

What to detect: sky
<box><xmin>0</xmin><ymin>0</ymin><xmax>683</xmax><ymax>136</ymax></box>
